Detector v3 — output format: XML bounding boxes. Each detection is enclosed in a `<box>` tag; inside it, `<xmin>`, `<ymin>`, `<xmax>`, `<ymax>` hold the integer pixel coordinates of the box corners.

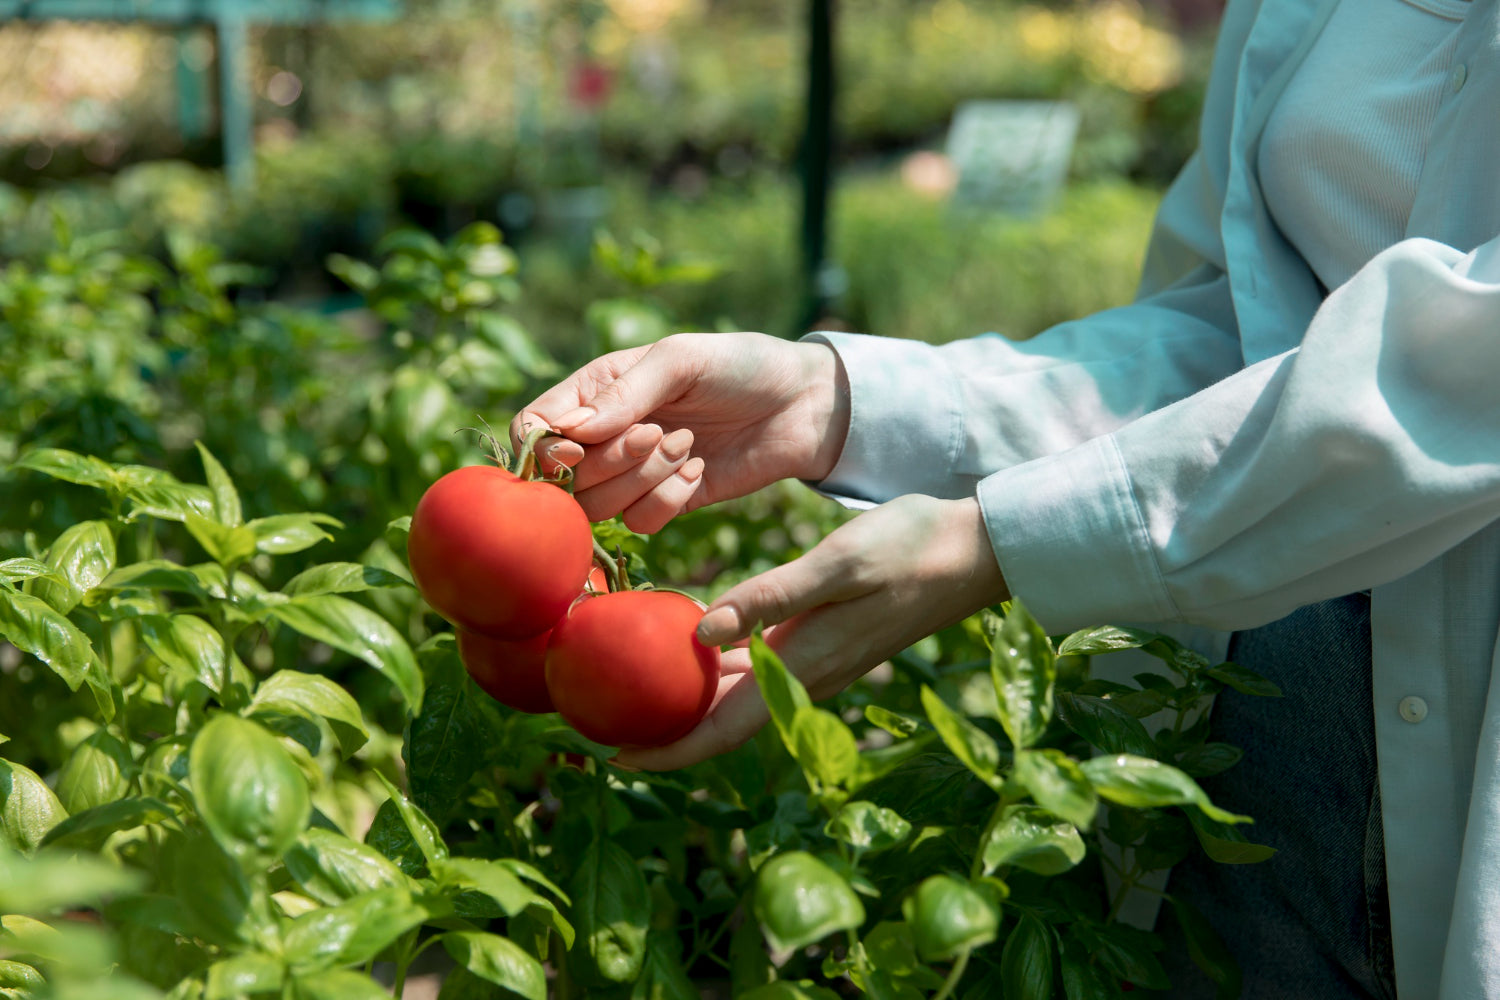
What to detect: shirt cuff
<box><xmin>801</xmin><ymin>331</ymin><xmax>965</xmax><ymax>504</ymax></box>
<box><xmin>977</xmin><ymin>434</ymin><xmax>1178</xmax><ymax>633</ymax></box>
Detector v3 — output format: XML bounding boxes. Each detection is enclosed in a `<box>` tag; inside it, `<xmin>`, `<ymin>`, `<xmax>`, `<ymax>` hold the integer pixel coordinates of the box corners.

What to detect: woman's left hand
<box><xmin>613</xmin><ymin>494</ymin><xmax>1011</xmax><ymax>771</ymax></box>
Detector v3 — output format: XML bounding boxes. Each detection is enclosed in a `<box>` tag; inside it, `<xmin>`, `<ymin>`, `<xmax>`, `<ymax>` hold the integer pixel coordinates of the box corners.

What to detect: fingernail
<box><xmin>556</xmin><ymin>406</ymin><xmax>596</xmax><ymax>429</ymax></box>
<box><xmin>697</xmin><ymin>605</ymin><xmax>742</xmax><ymax>645</ymax></box>
<box><xmin>625</xmin><ymin>424</ymin><xmax>660</xmax><ymax>457</ymax></box>
<box><xmin>661</xmin><ymin>428</ymin><xmax>692</xmax><ymax>462</ymax></box>
<box><xmin>679</xmin><ymin>457</ymin><xmax>705</xmax><ymax>483</ymax></box>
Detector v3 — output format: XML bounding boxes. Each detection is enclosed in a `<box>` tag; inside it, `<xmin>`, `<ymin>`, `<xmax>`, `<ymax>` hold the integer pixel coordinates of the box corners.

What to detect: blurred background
<box><xmin>0</xmin><ymin>0</ymin><xmax>1224</xmax><ymax>349</ymax></box>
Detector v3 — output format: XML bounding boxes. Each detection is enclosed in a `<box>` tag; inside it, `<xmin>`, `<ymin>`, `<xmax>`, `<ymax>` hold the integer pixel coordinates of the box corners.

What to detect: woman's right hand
<box><xmin>511</xmin><ymin>332</ymin><xmax>849</xmax><ymax>533</ymax></box>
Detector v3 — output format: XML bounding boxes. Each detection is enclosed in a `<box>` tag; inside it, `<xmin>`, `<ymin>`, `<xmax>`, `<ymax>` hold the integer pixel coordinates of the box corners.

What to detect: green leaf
<box><xmin>0</xmin><ymin>845</ymin><xmax>143</xmax><ymax>913</ymax></box>
<box><xmin>1001</xmin><ymin>912</ymin><xmax>1054</xmax><ymax>999</ymax></box>
<box><xmin>569</xmin><ymin>839</ymin><xmax>650</xmax><ymax>985</ymax></box>
<box><xmin>1183</xmin><ymin>806</ymin><xmax>1277</xmax><ymax>864</ymax></box>
<box><xmin>864</xmin><ymin>705</ymin><xmax>924</xmax><ymax>739</ymax></box>
<box><xmin>401</xmin><ymin>651</ymin><xmax>489</xmax><ymax>822</ymax></box>
<box><xmin>430</xmin><ymin>857</ymin><xmax>541</xmax><ymax>917</ymax></box>
<box><xmin>0</xmin><ymin>760</ymin><xmax>68</xmax><ymax>855</ymax></box>
<box><xmin>1080</xmin><ymin>754</ymin><xmax>1250</xmax><ymax>825</ymax></box>
<box><xmin>246</xmin><ymin>513</ymin><xmax>341</xmax><ymax>556</ymax></box>
<box><xmin>32</xmin><ymin>521</ymin><xmax>115</xmax><ymax>615</ymax></box>
<box><xmin>441</xmin><ymin>931</ymin><xmax>546</xmax><ymax>1000</ymax></box>
<box><xmin>369</xmin><ymin>771</ymin><xmax>448</xmax><ymax>868</ymax></box>
<box><xmin>40</xmin><ymin>795</ymin><xmax>172</xmax><ymax>853</ymax></box>
<box><xmin>1014</xmin><ymin>748</ymin><xmax>1099</xmax><ymax>831</ymax></box>
<box><xmin>283</xmin><ymin>828</ymin><xmax>410</xmax><ymax>905</ymax></box>
<box><xmin>384</xmin><ymin>366</ymin><xmax>457</xmax><ymax>453</ymax></box>
<box><xmin>0</xmin><ymin>559</ymin><xmax>54</xmax><ymax>588</ymax></box>
<box><xmin>282</xmin><ymin>887</ymin><xmax>433</xmax><ymax>974</ymax></box>
<box><xmin>170</xmin><ymin>831</ymin><xmax>258</xmax><ymax>947</ymax></box>
<box><xmin>184</xmin><ymin>514</ymin><xmax>258</xmax><ymax>568</ymax></box>
<box><xmin>118</xmin><ymin>470</ymin><xmax>216</xmax><ymax>523</ymax></box>
<box><xmin>282</xmin><ymin>563</ymin><xmax>411</xmax><ymax>597</ymax></box>
<box><xmin>251</xmin><ymin>670</ymin><xmax>370</xmax><ymax>760</ymax></box>
<box><xmin>138</xmin><ymin>614</ymin><xmax>246</xmax><ymax>693</ymax></box>
<box><xmin>901</xmin><ymin>875</ymin><xmax>999</xmax><ymax>962</ymax></box>
<box><xmin>98</xmin><ymin>560</ymin><xmax>209</xmax><ymax>599</ymax></box>
<box><xmin>1169</xmin><ymin>896</ymin><xmax>1242</xmax><ymax>998</ymax></box>
<box><xmin>1056</xmin><ymin>625</ymin><xmax>1163</xmax><ymax>657</ymax></box>
<box><xmin>1175</xmin><ymin>742</ymin><xmax>1244</xmax><ymax>779</ymax></box>
<box><xmin>386</xmin><ymin>516</ymin><xmax>412</xmax><ymax>536</ymax></box>
<box><xmin>824</xmin><ymin>801</ymin><xmax>911</xmax><ymax>854</ymax></box>
<box><xmin>190</xmin><ymin>714</ymin><xmax>311</xmax><ymax>864</ymax></box>
<box><xmin>988</xmin><ymin>601</ymin><xmax>1056</xmax><ymax>751</ymax></box>
<box><xmin>0</xmin><ymin>960</ymin><xmax>44</xmax><ymax>993</ymax></box>
<box><xmin>1059</xmin><ymin>935</ymin><xmax>1118</xmax><ymax>1000</ymax></box>
<box><xmin>1206</xmin><ymin>662</ymin><xmax>1283</xmax><ymax>698</ymax></box>
<box><xmin>267</xmin><ymin>595</ymin><xmax>422</xmax><ymax>712</ymax></box>
<box><xmin>54</xmin><ymin>729</ymin><xmax>132</xmax><ymax>816</ymax></box>
<box><xmin>919</xmin><ymin>686</ymin><xmax>1000</xmax><ymax>787</ymax></box>
<box><xmin>204</xmin><ymin>953</ymin><xmax>281</xmax><ymax>1000</ymax></box>
<box><xmin>1055</xmin><ymin>692</ymin><xmax>1157</xmax><ymax>757</ymax></box>
<box><xmin>982</xmin><ymin>804</ymin><xmax>1087</xmax><ymax>876</ymax></box>
<box><xmin>1073</xmin><ymin>922</ymin><xmax>1169</xmax><ymax>990</ymax></box>
<box><xmin>474</xmin><ymin>313</ymin><xmax>558</xmax><ymax>378</ymax></box>
<box><xmin>752</xmin><ymin>851</ymin><xmax>865</xmax><ymax>953</ymax></box>
<box><xmin>0</xmin><ymin>589</ymin><xmax>113</xmax><ymax>720</ymax></box>
<box><xmin>11</xmin><ymin>448</ymin><xmax>114</xmax><ymax>489</ymax></box>
<box><xmin>790</xmin><ymin>706</ymin><xmax>860</xmax><ymax>791</ymax></box>
<box><xmin>291</xmin><ymin>968</ymin><xmax>394</xmax><ymax>1000</ymax></box>
<box><xmin>194</xmin><ymin>442</ymin><xmax>243</xmax><ymax>528</ymax></box>
<box><xmin>750</xmin><ymin>634</ymin><xmax>812</xmax><ymax>750</ymax></box>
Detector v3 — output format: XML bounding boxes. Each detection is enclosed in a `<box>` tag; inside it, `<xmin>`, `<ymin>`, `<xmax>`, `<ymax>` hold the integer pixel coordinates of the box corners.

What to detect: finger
<box><xmin>548</xmin><ymin>340</ymin><xmax>696</xmax><ymax>443</ymax></box>
<box><xmin>620</xmin><ymin>457</ymin><xmax>704</xmax><ymax>534</ymax></box>
<box><xmin>569</xmin><ymin>423</ymin><xmax>664</xmax><ymax>492</ymax></box>
<box><xmin>536</xmin><ymin>438</ymin><xmax>584</xmax><ymax>477</ymax></box>
<box><xmin>573</xmin><ymin>427</ymin><xmax>694</xmax><ymax>521</ymax></box>
<box><xmin>695</xmin><ymin>539</ymin><xmax>869</xmax><ymax>646</ymax></box>
<box><xmin>613</xmin><ymin>665</ymin><xmax>767</xmax><ymax>771</ymax></box>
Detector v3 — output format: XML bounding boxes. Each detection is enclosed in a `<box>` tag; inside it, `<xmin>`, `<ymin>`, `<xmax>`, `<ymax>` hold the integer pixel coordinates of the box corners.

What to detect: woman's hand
<box><xmin>613</xmin><ymin>494</ymin><xmax>1010</xmax><ymax>771</ymax></box>
<box><xmin>511</xmin><ymin>332</ymin><xmax>849</xmax><ymax>533</ymax></box>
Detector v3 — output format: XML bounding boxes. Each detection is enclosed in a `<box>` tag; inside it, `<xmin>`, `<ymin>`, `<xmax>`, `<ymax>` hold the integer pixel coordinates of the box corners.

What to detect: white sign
<box><xmin>946</xmin><ymin>100</ymin><xmax>1080</xmax><ymax>216</ymax></box>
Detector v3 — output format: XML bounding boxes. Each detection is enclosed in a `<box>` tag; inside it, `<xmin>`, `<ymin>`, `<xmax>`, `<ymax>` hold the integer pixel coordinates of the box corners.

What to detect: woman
<box><xmin>515</xmin><ymin>0</ymin><xmax>1500</xmax><ymax>994</ymax></box>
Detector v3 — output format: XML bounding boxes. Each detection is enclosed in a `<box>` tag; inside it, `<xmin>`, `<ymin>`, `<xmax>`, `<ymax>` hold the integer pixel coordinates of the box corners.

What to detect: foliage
<box><xmin>0</xmin><ymin>219</ymin><xmax>1273</xmax><ymax>997</ymax></box>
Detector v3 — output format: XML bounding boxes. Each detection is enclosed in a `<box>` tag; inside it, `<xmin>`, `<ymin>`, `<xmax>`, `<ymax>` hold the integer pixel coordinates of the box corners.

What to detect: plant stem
<box><xmin>932</xmin><ymin>947</ymin><xmax>972</xmax><ymax>1000</ymax></box>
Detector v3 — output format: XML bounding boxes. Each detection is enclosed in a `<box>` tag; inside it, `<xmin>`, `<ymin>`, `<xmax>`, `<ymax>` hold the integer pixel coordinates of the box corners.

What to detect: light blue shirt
<box><xmin>809</xmin><ymin>0</ymin><xmax>1500</xmax><ymax>995</ymax></box>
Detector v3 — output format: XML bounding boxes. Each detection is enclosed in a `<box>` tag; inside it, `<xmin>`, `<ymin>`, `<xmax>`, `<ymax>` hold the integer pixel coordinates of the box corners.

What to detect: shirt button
<box><xmin>1450</xmin><ymin>63</ymin><xmax>1468</xmax><ymax>93</ymax></box>
<box><xmin>1398</xmin><ymin>696</ymin><xmax>1429</xmax><ymax>723</ymax></box>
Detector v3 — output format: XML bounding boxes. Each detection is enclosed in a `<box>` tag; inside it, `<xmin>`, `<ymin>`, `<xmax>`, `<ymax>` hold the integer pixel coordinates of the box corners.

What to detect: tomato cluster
<box><xmin>408</xmin><ymin>464</ymin><xmax>719</xmax><ymax>749</ymax></box>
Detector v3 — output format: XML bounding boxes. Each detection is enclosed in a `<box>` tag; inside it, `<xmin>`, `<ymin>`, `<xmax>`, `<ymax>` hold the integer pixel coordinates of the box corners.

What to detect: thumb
<box><xmin>553</xmin><ymin>343</ymin><xmax>691</xmax><ymax>443</ymax></box>
<box><xmin>696</xmin><ymin>545</ymin><xmax>864</xmax><ymax>646</ymax></box>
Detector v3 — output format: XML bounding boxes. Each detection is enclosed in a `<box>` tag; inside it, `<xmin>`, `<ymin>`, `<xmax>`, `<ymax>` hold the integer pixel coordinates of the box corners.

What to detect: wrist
<box><xmin>798</xmin><ymin>341</ymin><xmax>851</xmax><ymax>483</ymax></box>
<box><xmin>951</xmin><ymin>497</ymin><xmax>1010</xmax><ymax>607</ymax></box>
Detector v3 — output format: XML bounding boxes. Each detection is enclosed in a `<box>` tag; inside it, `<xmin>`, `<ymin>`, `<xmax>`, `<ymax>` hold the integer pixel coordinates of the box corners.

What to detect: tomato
<box><xmin>545</xmin><ymin>590</ymin><xmax>720</xmax><ymax>748</ymax></box>
<box><xmin>408</xmin><ymin>465</ymin><xmax>593</xmax><ymax>639</ymax></box>
<box><xmin>460</xmin><ymin>566</ymin><xmax>610</xmax><ymax>714</ymax></box>
<box><xmin>460</xmin><ymin>627</ymin><xmax>554</xmax><ymax>713</ymax></box>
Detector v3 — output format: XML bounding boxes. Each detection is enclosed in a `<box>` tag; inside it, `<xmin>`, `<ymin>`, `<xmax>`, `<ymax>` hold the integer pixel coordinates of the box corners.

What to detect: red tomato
<box><xmin>408</xmin><ymin>465</ymin><xmax>593</xmax><ymax>639</ymax></box>
<box><xmin>459</xmin><ymin>627</ymin><xmax>554</xmax><ymax>713</ymax></box>
<box><xmin>545</xmin><ymin>590</ymin><xmax>720</xmax><ymax>749</ymax></box>
<box><xmin>458</xmin><ymin>566</ymin><xmax>611</xmax><ymax>715</ymax></box>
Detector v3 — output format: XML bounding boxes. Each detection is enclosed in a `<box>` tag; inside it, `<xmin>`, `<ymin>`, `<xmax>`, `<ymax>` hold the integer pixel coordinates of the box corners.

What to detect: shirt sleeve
<box><xmin>983</xmin><ymin>235</ymin><xmax>1500</xmax><ymax>634</ymax></box>
<box><xmin>806</xmin><ymin>260</ymin><xmax>1243</xmax><ymax>505</ymax></box>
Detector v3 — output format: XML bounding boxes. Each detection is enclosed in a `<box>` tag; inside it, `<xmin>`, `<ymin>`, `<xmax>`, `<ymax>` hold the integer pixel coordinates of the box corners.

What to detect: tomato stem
<box><xmin>592</xmin><ymin>537</ymin><xmax>631</xmax><ymax>593</ymax></box>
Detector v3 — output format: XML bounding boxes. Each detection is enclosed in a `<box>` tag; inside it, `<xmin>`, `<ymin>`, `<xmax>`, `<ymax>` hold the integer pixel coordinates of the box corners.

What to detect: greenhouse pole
<box><xmin>798</xmin><ymin>0</ymin><xmax>837</xmax><ymax>332</ymax></box>
<box><xmin>217</xmin><ymin>11</ymin><xmax>255</xmax><ymax>191</ymax></box>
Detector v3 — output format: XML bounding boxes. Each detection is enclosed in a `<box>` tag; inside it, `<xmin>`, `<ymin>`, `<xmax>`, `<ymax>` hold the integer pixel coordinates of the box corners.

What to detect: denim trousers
<box><xmin>1157</xmin><ymin>593</ymin><xmax>1399</xmax><ymax>998</ymax></box>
